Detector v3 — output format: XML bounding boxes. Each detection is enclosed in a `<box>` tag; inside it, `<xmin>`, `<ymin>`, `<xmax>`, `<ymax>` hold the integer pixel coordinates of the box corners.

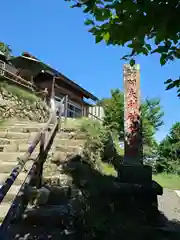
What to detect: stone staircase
<box><xmin>0</xmin><ymin>119</ymin><xmax>86</xmax><ymax>238</ymax></box>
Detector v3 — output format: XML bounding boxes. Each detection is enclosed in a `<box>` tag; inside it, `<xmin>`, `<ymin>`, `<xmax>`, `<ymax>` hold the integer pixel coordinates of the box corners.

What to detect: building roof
<box><xmin>10</xmin><ymin>52</ymin><xmax>98</xmax><ymax>101</ymax></box>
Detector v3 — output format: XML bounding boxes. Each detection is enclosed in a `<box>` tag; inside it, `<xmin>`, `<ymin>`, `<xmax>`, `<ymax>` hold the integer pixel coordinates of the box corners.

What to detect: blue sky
<box><xmin>1</xmin><ymin>0</ymin><xmax>179</xmax><ymax>141</ymax></box>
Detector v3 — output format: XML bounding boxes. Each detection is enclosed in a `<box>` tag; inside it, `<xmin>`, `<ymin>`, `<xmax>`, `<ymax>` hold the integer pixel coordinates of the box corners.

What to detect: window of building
<box><xmin>54</xmin><ymin>95</ymin><xmax>82</xmax><ymax>118</ymax></box>
<box><xmin>67</xmin><ymin>102</ymin><xmax>82</xmax><ymax>118</ymax></box>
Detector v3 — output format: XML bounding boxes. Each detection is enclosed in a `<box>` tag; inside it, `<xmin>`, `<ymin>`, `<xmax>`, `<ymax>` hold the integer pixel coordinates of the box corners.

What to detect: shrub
<box><xmin>78</xmin><ymin>118</ymin><xmax>120</xmax><ymax>174</ymax></box>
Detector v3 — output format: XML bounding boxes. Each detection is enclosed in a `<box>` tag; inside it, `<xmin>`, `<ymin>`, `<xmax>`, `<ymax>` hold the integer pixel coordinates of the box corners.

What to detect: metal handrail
<box><xmin>0</xmin><ymin>90</ymin><xmax>67</xmax><ymax>237</ymax></box>
<box><xmin>0</xmin><ymin>96</ymin><xmax>66</xmax><ymax>201</ymax></box>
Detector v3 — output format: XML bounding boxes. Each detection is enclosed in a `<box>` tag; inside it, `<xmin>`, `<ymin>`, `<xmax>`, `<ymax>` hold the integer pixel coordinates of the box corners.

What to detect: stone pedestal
<box><xmin>118</xmin><ymin>164</ymin><xmax>152</xmax><ymax>184</ymax></box>
<box><xmin>117</xmin><ymin>164</ymin><xmax>163</xmax><ymax>224</ymax></box>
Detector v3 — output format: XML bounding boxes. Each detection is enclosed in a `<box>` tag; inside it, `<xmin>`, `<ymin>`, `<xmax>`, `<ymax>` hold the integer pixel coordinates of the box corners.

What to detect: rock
<box><xmin>26</xmin><ymin>186</ymin><xmax>50</xmax><ymax>206</ymax></box>
<box><xmin>0</xmin><ymin>89</ymin><xmax>49</xmax><ymax>121</ymax></box>
<box><xmin>52</xmin><ymin>152</ymin><xmax>67</xmax><ymax>164</ymax></box>
<box><xmin>35</xmin><ymin>187</ymin><xmax>50</xmax><ymax>206</ymax></box>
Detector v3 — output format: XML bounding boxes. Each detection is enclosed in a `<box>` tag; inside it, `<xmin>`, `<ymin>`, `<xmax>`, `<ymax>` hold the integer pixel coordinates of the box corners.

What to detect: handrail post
<box><xmin>64</xmin><ymin>95</ymin><xmax>68</xmax><ymax>125</ymax></box>
<box><xmin>36</xmin><ymin>132</ymin><xmax>45</xmax><ymax>189</ymax></box>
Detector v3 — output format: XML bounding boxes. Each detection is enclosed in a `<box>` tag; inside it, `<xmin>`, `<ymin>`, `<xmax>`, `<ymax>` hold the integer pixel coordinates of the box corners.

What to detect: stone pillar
<box><xmin>123</xmin><ymin>64</ymin><xmax>143</xmax><ymax>165</ymax></box>
<box><xmin>117</xmin><ymin>64</ymin><xmax>163</xmax><ymax>222</ymax></box>
<box><xmin>119</xmin><ymin>64</ymin><xmax>151</xmax><ymax>184</ymax></box>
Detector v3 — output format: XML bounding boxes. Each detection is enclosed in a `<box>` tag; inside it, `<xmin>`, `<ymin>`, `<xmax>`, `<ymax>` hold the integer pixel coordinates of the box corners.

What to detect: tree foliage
<box><xmin>156</xmin><ymin>122</ymin><xmax>180</xmax><ymax>174</ymax></box>
<box><xmin>0</xmin><ymin>41</ymin><xmax>12</xmax><ymax>59</ymax></box>
<box><xmin>97</xmin><ymin>88</ymin><xmax>164</xmax><ymax>148</ymax></box>
<box><xmin>98</xmin><ymin>89</ymin><xmax>124</xmax><ymax>137</ymax></box>
<box><xmin>141</xmin><ymin>98</ymin><xmax>164</xmax><ymax>131</ymax></box>
<box><xmin>66</xmin><ymin>0</ymin><xmax>180</xmax><ymax>96</ymax></box>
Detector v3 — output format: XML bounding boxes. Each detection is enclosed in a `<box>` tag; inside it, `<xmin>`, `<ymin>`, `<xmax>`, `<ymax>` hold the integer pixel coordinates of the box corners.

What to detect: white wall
<box><xmin>88</xmin><ymin>106</ymin><xmax>104</xmax><ymax>121</ymax></box>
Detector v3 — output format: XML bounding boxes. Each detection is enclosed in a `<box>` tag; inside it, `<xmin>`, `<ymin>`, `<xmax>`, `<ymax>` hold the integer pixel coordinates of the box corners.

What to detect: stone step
<box><xmin>0</xmin><ymin>172</ymin><xmax>28</xmax><ymax>185</ymax></box>
<box><xmin>21</xmin><ymin>204</ymin><xmax>73</xmax><ymax>227</ymax></box>
<box><xmin>0</xmin><ymin>138</ymin><xmax>35</xmax><ymax>145</ymax></box>
<box><xmin>0</xmin><ymin>138</ymin><xmax>11</xmax><ymax>145</ymax></box>
<box><xmin>0</xmin><ymin>138</ymin><xmax>84</xmax><ymax>150</ymax></box>
<box><xmin>6</xmin><ymin>126</ymin><xmax>42</xmax><ymax>133</ymax></box>
<box><xmin>0</xmin><ymin>131</ymin><xmax>32</xmax><ymax>140</ymax></box>
<box><xmin>0</xmin><ymin>161</ymin><xmax>19</xmax><ymax>173</ymax></box>
<box><xmin>54</xmin><ymin>145</ymin><xmax>82</xmax><ymax>153</ymax></box>
<box><xmin>1</xmin><ymin>143</ymin><xmax>81</xmax><ymax>153</ymax></box>
<box><xmin>56</xmin><ymin>132</ymin><xmax>86</xmax><ymax>140</ymax></box>
<box><xmin>57</xmin><ymin>138</ymin><xmax>84</xmax><ymax>146</ymax></box>
<box><xmin>14</xmin><ymin>122</ymin><xmax>50</xmax><ymax>126</ymax></box>
<box><xmin>0</xmin><ymin>184</ymin><xmax>22</xmax><ymax>203</ymax></box>
<box><xmin>0</xmin><ymin>131</ymin><xmax>86</xmax><ymax>146</ymax></box>
<box><xmin>3</xmin><ymin>222</ymin><xmax>76</xmax><ymax>239</ymax></box>
<box><xmin>0</xmin><ymin>160</ymin><xmax>33</xmax><ymax>173</ymax></box>
<box><xmin>0</xmin><ymin>143</ymin><xmax>40</xmax><ymax>153</ymax></box>
<box><xmin>0</xmin><ymin>152</ymin><xmax>37</xmax><ymax>163</ymax></box>
<box><xmin>8</xmin><ymin>123</ymin><xmax>55</xmax><ymax>132</ymax></box>
<box><xmin>0</xmin><ymin>203</ymin><xmax>11</xmax><ymax>223</ymax></box>
<box><xmin>0</xmin><ymin>144</ymin><xmax>19</xmax><ymax>152</ymax></box>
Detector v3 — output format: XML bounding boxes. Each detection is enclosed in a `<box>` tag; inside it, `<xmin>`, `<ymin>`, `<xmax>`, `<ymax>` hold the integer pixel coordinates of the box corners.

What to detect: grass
<box><xmin>0</xmin><ymin>119</ymin><xmax>10</xmax><ymax>128</ymax></box>
<box><xmin>153</xmin><ymin>173</ymin><xmax>180</xmax><ymax>190</ymax></box>
<box><xmin>0</xmin><ymin>82</ymin><xmax>39</xmax><ymax>103</ymax></box>
<box><xmin>100</xmin><ymin>162</ymin><xmax>117</xmax><ymax>177</ymax></box>
<box><xmin>0</xmin><ymin>119</ymin><xmax>5</xmax><ymax>126</ymax></box>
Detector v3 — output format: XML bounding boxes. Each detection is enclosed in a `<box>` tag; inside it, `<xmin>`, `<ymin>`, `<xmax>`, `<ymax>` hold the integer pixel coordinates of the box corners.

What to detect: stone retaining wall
<box><xmin>0</xmin><ymin>85</ymin><xmax>50</xmax><ymax>122</ymax></box>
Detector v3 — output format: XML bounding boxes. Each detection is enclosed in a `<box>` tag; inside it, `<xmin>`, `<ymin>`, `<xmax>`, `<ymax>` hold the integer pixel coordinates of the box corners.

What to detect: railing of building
<box><xmin>88</xmin><ymin>106</ymin><xmax>104</xmax><ymax>121</ymax></box>
<box><xmin>0</xmin><ymin>62</ymin><xmax>36</xmax><ymax>91</ymax></box>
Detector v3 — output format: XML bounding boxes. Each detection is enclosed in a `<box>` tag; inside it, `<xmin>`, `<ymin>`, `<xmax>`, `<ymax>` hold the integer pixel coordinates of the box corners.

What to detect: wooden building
<box><xmin>9</xmin><ymin>52</ymin><xmax>98</xmax><ymax>118</ymax></box>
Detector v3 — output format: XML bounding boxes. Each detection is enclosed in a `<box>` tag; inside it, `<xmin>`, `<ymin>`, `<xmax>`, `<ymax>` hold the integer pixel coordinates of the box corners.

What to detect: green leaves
<box><xmin>164</xmin><ymin>79</ymin><xmax>172</xmax><ymax>84</ymax></box>
<box><xmin>130</xmin><ymin>59</ymin><xmax>135</xmax><ymax>66</ymax></box>
<box><xmin>166</xmin><ymin>81</ymin><xmax>177</xmax><ymax>90</ymax></box>
<box><xmin>85</xmin><ymin>19</ymin><xmax>95</xmax><ymax>25</ymax></box>
<box><xmin>0</xmin><ymin>41</ymin><xmax>12</xmax><ymax>58</ymax></box>
<box><xmin>165</xmin><ymin>78</ymin><xmax>180</xmax><ymax>97</ymax></box>
<box><xmin>156</xmin><ymin>122</ymin><xmax>180</xmax><ymax>174</ymax></box>
<box><xmin>95</xmin><ymin>34</ymin><xmax>103</xmax><ymax>43</ymax></box>
<box><xmin>67</xmin><ymin>0</ymin><xmax>180</xmax><ymax>96</ymax></box>
<box><xmin>160</xmin><ymin>53</ymin><xmax>167</xmax><ymax>65</ymax></box>
<box><xmin>103</xmin><ymin>32</ymin><xmax>110</xmax><ymax>42</ymax></box>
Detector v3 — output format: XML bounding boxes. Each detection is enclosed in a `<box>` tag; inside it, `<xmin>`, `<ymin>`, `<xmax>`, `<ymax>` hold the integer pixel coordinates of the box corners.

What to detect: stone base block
<box><xmin>114</xmin><ymin>180</ymin><xmax>163</xmax><ymax>196</ymax></box>
<box><xmin>113</xmin><ymin>180</ymin><xmax>163</xmax><ymax>225</ymax></box>
<box><xmin>118</xmin><ymin>164</ymin><xmax>152</xmax><ymax>184</ymax></box>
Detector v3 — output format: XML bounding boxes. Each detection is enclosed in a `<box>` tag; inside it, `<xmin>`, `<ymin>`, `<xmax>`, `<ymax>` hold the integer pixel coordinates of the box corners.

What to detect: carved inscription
<box><xmin>123</xmin><ymin>64</ymin><xmax>142</xmax><ymax>163</ymax></box>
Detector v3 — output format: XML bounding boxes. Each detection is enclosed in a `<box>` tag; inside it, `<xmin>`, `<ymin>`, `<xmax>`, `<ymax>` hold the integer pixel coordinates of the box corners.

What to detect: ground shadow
<box><xmin>61</xmin><ymin>157</ymin><xmax>180</xmax><ymax>239</ymax></box>
<box><xmin>4</xmin><ymin>156</ymin><xmax>180</xmax><ymax>240</ymax></box>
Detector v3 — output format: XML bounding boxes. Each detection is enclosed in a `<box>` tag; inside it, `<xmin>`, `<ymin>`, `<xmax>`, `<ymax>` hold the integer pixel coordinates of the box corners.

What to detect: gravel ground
<box><xmin>158</xmin><ymin>188</ymin><xmax>180</xmax><ymax>232</ymax></box>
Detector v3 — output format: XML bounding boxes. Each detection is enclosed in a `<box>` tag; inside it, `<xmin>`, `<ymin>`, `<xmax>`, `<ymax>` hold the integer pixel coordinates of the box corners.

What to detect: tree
<box><xmin>141</xmin><ymin>98</ymin><xmax>164</xmax><ymax>131</ymax></box>
<box><xmin>0</xmin><ymin>42</ymin><xmax>12</xmax><ymax>59</ymax></box>
<box><xmin>98</xmin><ymin>89</ymin><xmax>124</xmax><ymax>137</ymax></box>
<box><xmin>98</xmin><ymin>88</ymin><xmax>164</xmax><ymax>147</ymax></box>
<box><xmin>156</xmin><ymin>122</ymin><xmax>180</xmax><ymax>174</ymax></box>
<box><xmin>66</xmin><ymin>0</ymin><xmax>180</xmax><ymax>96</ymax></box>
